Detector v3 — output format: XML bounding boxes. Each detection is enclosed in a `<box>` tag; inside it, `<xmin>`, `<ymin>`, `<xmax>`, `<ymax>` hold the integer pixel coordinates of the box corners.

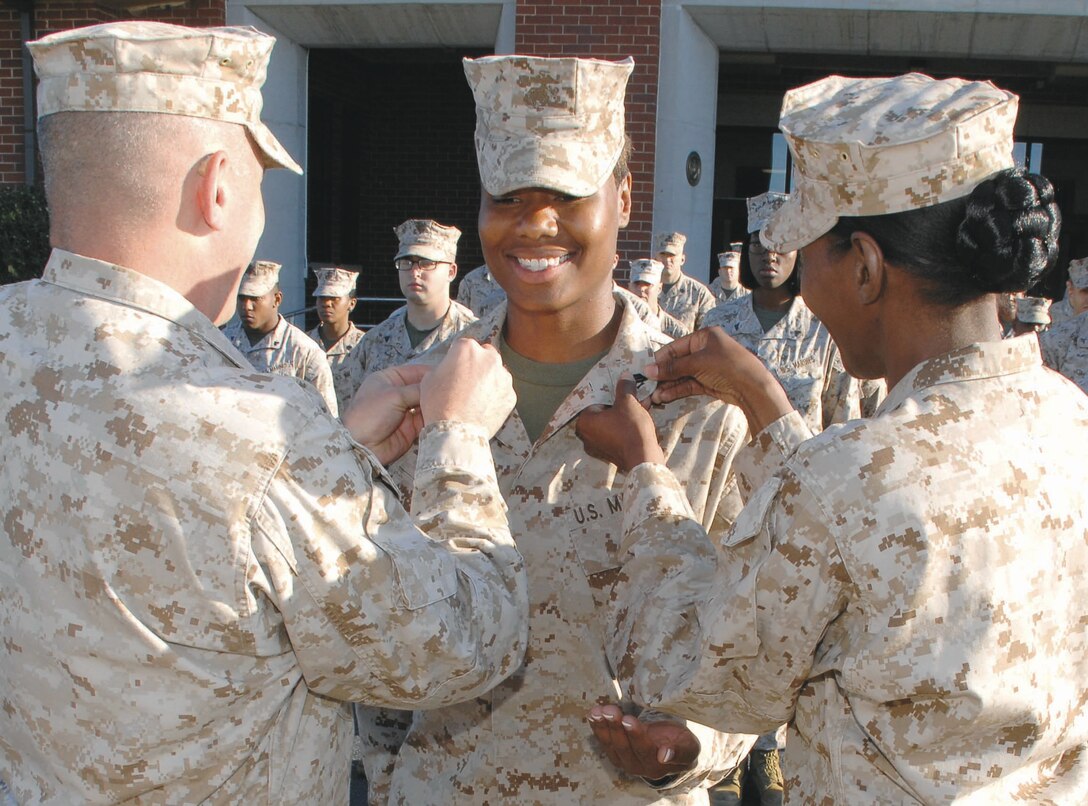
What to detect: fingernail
<box><xmin>621</xmin><ymin>716</ymin><xmax>636</xmax><ymax>730</ymax></box>
<box><xmin>643</xmin><ymin>364</ymin><xmax>659</xmax><ymax>379</ymax></box>
<box><xmin>602</xmin><ymin>711</ymin><xmax>615</xmax><ymax>721</ymax></box>
<box><xmin>662</xmin><ymin>748</ymin><xmax>674</xmax><ymax>763</ymax></box>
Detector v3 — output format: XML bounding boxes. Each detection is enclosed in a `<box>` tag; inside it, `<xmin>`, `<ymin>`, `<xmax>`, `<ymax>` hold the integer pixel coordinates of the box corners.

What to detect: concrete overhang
<box><xmin>685</xmin><ymin>1</ymin><xmax>1088</xmax><ymax>62</ymax></box>
<box><xmin>244</xmin><ymin>0</ymin><xmax>503</xmax><ymax>48</ymax></box>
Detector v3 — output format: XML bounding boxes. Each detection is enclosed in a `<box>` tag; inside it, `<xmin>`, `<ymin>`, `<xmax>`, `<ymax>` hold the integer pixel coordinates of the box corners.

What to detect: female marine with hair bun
<box><xmin>577</xmin><ymin>74</ymin><xmax>1088</xmax><ymax>804</ymax></box>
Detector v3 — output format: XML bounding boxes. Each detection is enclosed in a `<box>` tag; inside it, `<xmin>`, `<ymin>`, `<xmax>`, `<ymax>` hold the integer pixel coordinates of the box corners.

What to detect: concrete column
<box><xmin>227</xmin><ymin>5</ymin><xmax>309</xmax><ymax>315</ymax></box>
<box><xmin>654</xmin><ymin>3</ymin><xmax>719</xmax><ymax>283</ymax></box>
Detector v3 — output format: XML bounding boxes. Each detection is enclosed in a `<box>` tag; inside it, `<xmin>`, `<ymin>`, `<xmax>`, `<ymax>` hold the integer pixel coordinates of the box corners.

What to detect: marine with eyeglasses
<box><xmin>341</xmin><ymin>219</ymin><xmax>478</xmax><ymax>398</ymax></box>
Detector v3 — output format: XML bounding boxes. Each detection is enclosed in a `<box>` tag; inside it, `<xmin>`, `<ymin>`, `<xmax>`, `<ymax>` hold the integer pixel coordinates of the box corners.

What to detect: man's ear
<box><xmin>616</xmin><ymin>173</ymin><xmax>633</xmax><ymax>228</ymax></box>
<box><xmin>196</xmin><ymin>151</ymin><xmax>230</xmax><ymax>231</ymax></box>
<box><xmin>448</xmin><ymin>262</ymin><xmax>459</xmax><ymax>282</ymax></box>
<box><xmin>852</xmin><ymin>232</ymin><xmax>886</xmax><ymax>306</ymax></box>
<box><xmin>273</xmin><ymin>289</ymin><xmax>283</xmax><ymax>309</ymax></box>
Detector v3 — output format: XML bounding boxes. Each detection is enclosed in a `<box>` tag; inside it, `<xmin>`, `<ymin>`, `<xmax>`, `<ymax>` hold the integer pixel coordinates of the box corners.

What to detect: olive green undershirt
<box><xmin>498</xmin><ymin>333</ymin><xmax>606</xmax><ymax>443</ymax></box>
<box><xmin>405</xmin><ymin>318</ymin><xmax>439</xmax><ymax>349</ymax></box>
<box><xmin>753</xmin><ymin>300</ymin><xmax>790</xmax><ymax>334</ymax></box>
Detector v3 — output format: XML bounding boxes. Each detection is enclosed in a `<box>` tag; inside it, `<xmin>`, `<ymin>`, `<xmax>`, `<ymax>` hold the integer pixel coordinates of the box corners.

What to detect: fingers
<box><xmin>650</xmin><ymin>378</ymin><xmax>707</xmax><ymax>405</ymax></box>
<box><xmin>381</xmin><ymin>362</ymin><xmax>430</xmax><ymax>387</ymax></box>
<box><xmin>648</xmin><ymin>331</ymin><xmax>701</xmax><ymax>375</ymax></box>
<box><xmin>614</xmin><ymin>373</ymin><xmax>638</xmax><ymax>403</ymax></box>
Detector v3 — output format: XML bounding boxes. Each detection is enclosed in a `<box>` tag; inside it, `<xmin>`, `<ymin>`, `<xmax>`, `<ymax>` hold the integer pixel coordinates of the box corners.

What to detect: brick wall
<box><xmin>515</xmin><ymin>0</ymin><xmax>661</xmax><ymax>276</ymax></box>
<box><xmin>0</xmin><ymin>0</ymin><xmax>225</xmax><ymax>186</ymax></box>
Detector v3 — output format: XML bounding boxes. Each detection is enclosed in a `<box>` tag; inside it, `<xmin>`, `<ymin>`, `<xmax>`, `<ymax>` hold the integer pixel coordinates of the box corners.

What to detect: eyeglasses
<box><xmin>394</xmin><ymin>257</ymin><xmax>447</xmax><ymax>272</ymax></box>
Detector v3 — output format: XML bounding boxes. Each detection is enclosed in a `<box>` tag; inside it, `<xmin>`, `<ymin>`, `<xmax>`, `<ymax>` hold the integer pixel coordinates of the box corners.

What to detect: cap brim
<box><xmin>479</xmin><ymin>138</ymin><xmax>617</xmax><ymax>199</ymax></box>
<box><xmin>395</xmin><ymin>245</ymin><xmax>454</xmax><ymax>263</ymax></box>
<box><xmin>760</xmin><ymin>190</ymin><xmax>837</xmax><ymax>253</ymax></box>
<box><xmin>249</xmin><ymin>121</ymin><xmax>303</xmax><ymax>175</ymax></box>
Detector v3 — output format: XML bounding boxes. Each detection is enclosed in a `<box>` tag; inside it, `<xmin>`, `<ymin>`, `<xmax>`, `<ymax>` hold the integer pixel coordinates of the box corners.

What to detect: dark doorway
<box><xmin>307</xmin><ymin>47</ymin><xmax>488</xmax><ymax>329</ymax></box>
<box><xmin>714</xmin><ymin>53</ymin><xmax>1088</xmax><ymax>299</ymax></box>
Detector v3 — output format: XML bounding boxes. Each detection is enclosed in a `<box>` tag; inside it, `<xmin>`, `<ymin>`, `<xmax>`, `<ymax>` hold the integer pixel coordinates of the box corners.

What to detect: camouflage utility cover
<box><xmin>394</xmin><ymin>219</ymin><xmax>461</xmax><ymax>264</ymax></box>
<box><xmin>0</xmin><ymin>249</ymin><xmax>528</xmax><ymax>803</ymax></box>
<box><xmin>29</xmin><ymin>21</ymin><xmax>301</xmax><ymax>173</ymax></box>
<box><xmin>629</xmin><ymin>258</ymin><xmax>664</xmax><ymax>284</ymax></box>
<box><xmin>464</xmin><ymin>55</ymin><xmax>634</xmax><ymax>198</ymax></box>
<box><xmin>659</xmin><ymin>274</ymin><xmax>718</xmax><ymax>331</ymax></box>
<box><xmin>238</xmin><ymin>259</ymin><xmax>282</xmax><ymax>297</ymax></box>
<box><xmin>306</xmin><ymin>322</ymin><xmax>364</xmax><ymax>413</ymax></box>
<box><xmin>653</xmin><ymin>231</ymin><xmax>687</xmax><ymax>256</ymax></box>
<box><xmin>763</xmin><ymin>73</ymin><xmax>1017</xmax><ymax>253</ymax></box>
<box><xmin>702</xmin><ymin>295</ymin><xmax>858</xmax><ymax>433</ymax></box>
<box><xmin>609</xmin><ymin>336</ymin><xmax>1088</xmax><ymax>803</ymax></box>
<box><xmin>1016</xmin><ymin>295</ymin><xmax>1051</xmax><ymax>325</ymax></box>
<box><xmin>746</xmin><ymin>192</ymin><xmax>788</xmax><ymax>235</ymax></box>
<box><xmin>358</xmin><ymin>293</ymin><xmax>757</xmax><ymax>804</ymax></box>
<box><xmin>222</xmin><ymin>314</ymin><xmax>340</xmax><ymax>417</ymax></box>
<box><xmin>717</xmin><ymin>247</ymin><xmax>742</xmax><ymax>268</ymax></box>
<box><xmin>313</xmin><ymin>267</ymin><xmax>359</xmax><ymax>298</ymax></box>
<box><xmin>340</xmin><ymin>301</ymin><xmax>477</xmax><ymax>399</ymax></box>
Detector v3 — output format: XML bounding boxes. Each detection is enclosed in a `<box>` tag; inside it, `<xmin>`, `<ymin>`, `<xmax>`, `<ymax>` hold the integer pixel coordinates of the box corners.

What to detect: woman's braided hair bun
<box><xmin>955</xmin><ymin>167</ymin><xmax>1061</xmax><ymax>293</ymax></box>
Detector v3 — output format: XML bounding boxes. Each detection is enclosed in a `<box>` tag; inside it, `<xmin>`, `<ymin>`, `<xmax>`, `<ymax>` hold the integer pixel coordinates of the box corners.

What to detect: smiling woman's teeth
<box><xmin>517</xmin><ymin>255</ymin><xmax>567</xmax><ymax>272</ymax></box>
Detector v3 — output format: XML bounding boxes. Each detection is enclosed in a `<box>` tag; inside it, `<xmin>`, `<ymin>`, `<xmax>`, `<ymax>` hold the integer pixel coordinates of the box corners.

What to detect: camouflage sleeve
<box><xmin>354</xmin><ymin>705</ymin><xmax>412</xmax><ymax>805</ymax></box>
<box><xmin>704</xmin><ymin>403</ymin><xmax>750</xmax><ymax>538</ymax></box>
<box><xmin>693</xmin><ymin>286</ymin><xmax>719</xmax><ymax>330</ymax></box>
<box><xmin>732</xmin><ymin>411</ymin><xmax>811</xmax><ymax>500</ymax></box>
<box><xmin>251</xmin><ymin>416</ymin><xmax>528</xmax><ymax>708</ymax></box>
<box><xmin>456</xmin><ymin>275</ymin><xmax>475</xmax><ymax>312</ymax></box>
<box><xmin>614</xmin><ymin>462</ymin><xmax>757</xmax><ymax>792</ymax></box>
<box><xmin>1039</xmin><ymin>327</ymin><xmax>1065</xmax><ymax>371</ymax></box>
<box><xmin>337</xmin><ymin>335</ymin><xmax>369</xmax><ymax>408</ymax></box>
<box><xmin>608</xmin><ymin>461</ymin><xmax>852</xmax><ymax>738</ymax></box>
<box><xmin>303</xmin><ymin>350</ymin><xmax>340</xmax><ymax>418</ymax></box>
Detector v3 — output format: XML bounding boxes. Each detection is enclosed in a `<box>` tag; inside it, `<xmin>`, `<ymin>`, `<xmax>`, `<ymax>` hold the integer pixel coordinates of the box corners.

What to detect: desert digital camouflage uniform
<box><xmin>1040</xmin><ymin>311</ymin><xmax>1088</xmax><ymax>394</ymax></box>
<box><xmin>650</xmin><ymin>307</ymin><xmax>689</xmax><ymax>340</ymax></box>
<box><xmin>1050</xmin><ymin>296</ymin><xmax>1075</xmax><ymax>325</ymax></box>
<box><xmin>614</xmin><ymin>281</ymin><xmax>687</xmax><ymax>340</ymax></box>
<box><xmin>607</xmin><ymin>336</ymin><xmax>1088</xmax><ymax>804</ymax></box>
<box><xmin>703</xmin><ymin>294</ymin><xmax>858</xmax><ymax>432</ymax></box>
<box><xmin>0</xmin><ymin>249</ymin><xmax>529</xmax><ymax>804</ymax></box>
<box><xmin>358</xmin><ymin>293</ymin><xmax>756</xmax><ymax>804</ymax></box>
<box><xmin>659</xmin><ymin>274</ymin><xmax>717</xmax><ymax>332</ymax></box>
<box><xmin>457</xmin><ymin>263</ymin><xmax>507</xmax><ymax>317</ymax></box>
<box><xmin>307</xmin><ymin>321</ymin><xmax>363</xmax><ymax>412</ymax></box>
<box><xmin>707</xmin><ymin>276</ymin><xmax>749</xmax><ymax>305</ymax></box>
<box><xmin>341</xmin><ymin>300</ymin><xmax>476</xmax><ymax>396</ymax></box>
<box><xmin>223</xmin><ymin>314</ymin><xmax>339</xmax><ymax>416</ymax></box>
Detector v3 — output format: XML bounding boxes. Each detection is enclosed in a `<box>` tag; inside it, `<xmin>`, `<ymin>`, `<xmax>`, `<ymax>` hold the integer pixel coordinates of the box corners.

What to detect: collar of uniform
<box><xmin>466</xmin><ymin>292</ymin><xmax>659</xmax><ymax>445</ymax></box>
<box><xmin>877</xmin><ymin>336</ymin><xmax>1043</xmax><ymax>415</ymax></box>
<box><xmin>739</xmin><ymin>295</ymin><xmax>809</xmax><ymax>339</ymax></box>
<box><xmin>241</xmin><ymin>313</ymin><xmax>291</xmax><ymax>350</ymax></box>
<box><xmin>40</xmin><ymin>248</ymin><xmax>246</xmax><ymax>368</ymax></box>
<box><xmin>268</xmin><ymin>315</ymin><xmax>290</xmax><ymax>348</ymax></box>
<box><xmin>541</xmin><ymin>292</ymin><xmax>660</xmax><ymax>441</ymax></box>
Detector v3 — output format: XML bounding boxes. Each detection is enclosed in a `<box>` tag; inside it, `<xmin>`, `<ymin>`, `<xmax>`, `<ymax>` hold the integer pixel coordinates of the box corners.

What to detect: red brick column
<box><xmin>515</xmin><ymin>0</ymin><xmax>660</xmax><ymax>273</ymax></box>
<box><xmin>0</xmin><ymin>0</ymin><xmax>226</xmax><ymax>186</ymax></box>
